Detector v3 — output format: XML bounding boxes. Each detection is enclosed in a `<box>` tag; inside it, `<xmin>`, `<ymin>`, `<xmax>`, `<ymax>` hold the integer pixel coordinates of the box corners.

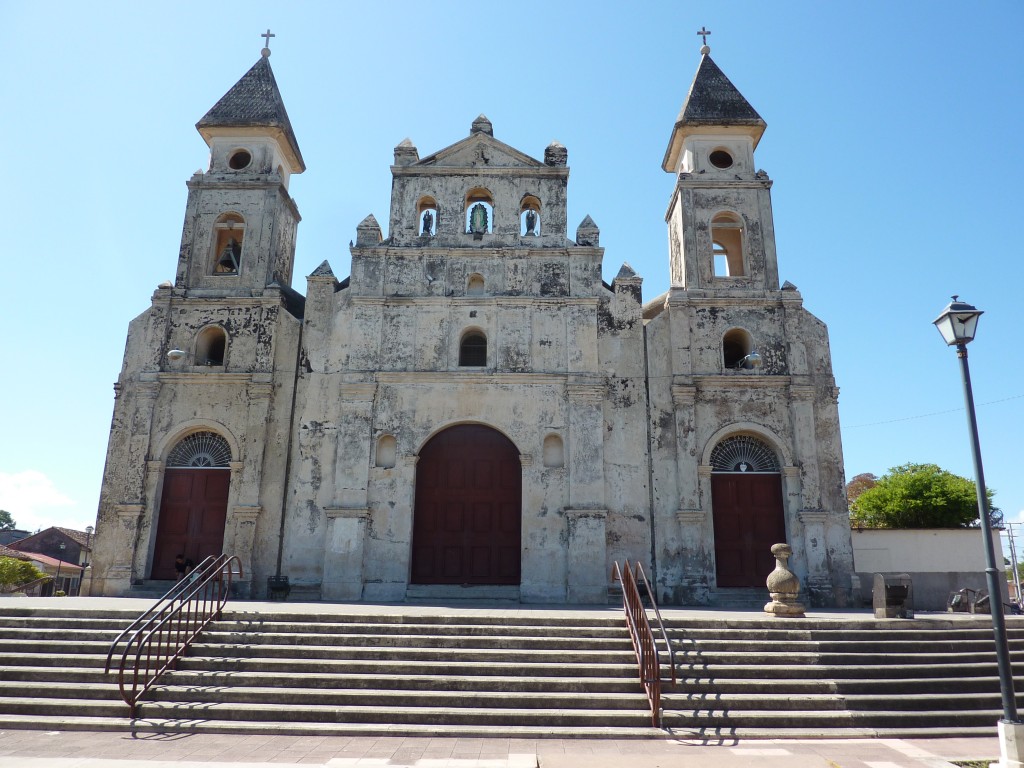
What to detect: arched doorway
<box><xmin>411</xmin><ymin>424</ymin><xmax>521</xmax><ymax>584</ymax></box>
<box><xmin>151</xmin><ymin>432</ymin><xmax>231</xmax><ymax>579</ymax></box>
<box><xmin>710</xmin><ymin>435</ymin><xmax>787</xmax><ymax>588</ymax></box>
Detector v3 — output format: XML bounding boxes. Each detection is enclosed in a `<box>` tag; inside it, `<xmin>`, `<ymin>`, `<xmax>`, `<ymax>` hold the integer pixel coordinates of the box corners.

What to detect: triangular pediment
<box><xmin>416</xmin><ymin>133</ymin><xmax>545</xmax><ymax>169</ymax></box>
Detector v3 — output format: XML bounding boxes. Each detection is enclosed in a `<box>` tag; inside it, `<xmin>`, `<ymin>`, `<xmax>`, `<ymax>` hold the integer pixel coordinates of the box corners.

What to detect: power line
<box><xmin>846</xmin><ymin>393</ymin><xmax>1024</xmax><ymax>429</ymax></box>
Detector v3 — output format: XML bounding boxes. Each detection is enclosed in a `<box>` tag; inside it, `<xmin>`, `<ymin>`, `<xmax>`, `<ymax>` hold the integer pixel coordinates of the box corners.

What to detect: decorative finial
<box><xmin>697</xmin><ymin>26</ymin><xmax>711</xmax><ymax>55</ymax></box>
<box><xmin>261</xmin><ymin>28</ymin><xmax>275</xmax><ymax>58</ymax></box>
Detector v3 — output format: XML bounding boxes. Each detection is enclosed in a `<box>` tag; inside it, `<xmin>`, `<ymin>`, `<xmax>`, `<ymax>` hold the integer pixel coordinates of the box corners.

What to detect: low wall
<box><xmin>852</xmin><ymin>528</ymin><xmax>1007</xmax><ymax>611</ymax></box>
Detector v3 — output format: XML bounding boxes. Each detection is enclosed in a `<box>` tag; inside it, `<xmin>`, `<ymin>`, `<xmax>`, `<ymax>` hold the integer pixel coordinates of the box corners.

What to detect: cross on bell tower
<box><xmin>261</xmin><ymin>28</ymin><xmax>275</xmax><ymax>58</ymax></box>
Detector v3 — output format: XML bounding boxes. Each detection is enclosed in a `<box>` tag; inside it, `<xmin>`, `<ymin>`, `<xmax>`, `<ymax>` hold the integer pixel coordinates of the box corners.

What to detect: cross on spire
<box><xmin>697</xmin><ymin>26</ymin><xmax>711</xmax><ymax>45</ymax></box>
<box><xmin>260</xmin><ymin>28</ymin><xmax>275</xmax><ymax>55</ymax></box>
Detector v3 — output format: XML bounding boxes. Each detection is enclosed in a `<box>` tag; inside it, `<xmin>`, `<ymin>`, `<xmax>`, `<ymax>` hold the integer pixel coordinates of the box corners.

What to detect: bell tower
<box><xmin>663</xmin><ymin>40</ymin><xmax>778</xmax><ymax>292</ymax></box>
<box><xmin>174</xmin><ymin>45</ymin><xmax>305</xmax><ymax>295</ymax></box>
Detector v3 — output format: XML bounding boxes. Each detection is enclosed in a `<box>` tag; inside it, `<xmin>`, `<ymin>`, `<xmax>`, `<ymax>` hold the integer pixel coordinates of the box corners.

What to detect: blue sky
<box><xmin>3</xmin><ymin>2</ymin><xmax>1023</xmax><ymax>556</ymax></box>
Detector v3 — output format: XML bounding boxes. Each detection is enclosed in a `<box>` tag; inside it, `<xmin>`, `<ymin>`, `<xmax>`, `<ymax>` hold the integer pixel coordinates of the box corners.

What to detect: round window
<box><xmin>228</xmin><ymin>150</ymin><xmax>252</xmax><ymax>170</ymax></box>
<box><xmin>709</xmin><ymin>150</ymin><xmax>733</xmax><ymax>169</ymax></box>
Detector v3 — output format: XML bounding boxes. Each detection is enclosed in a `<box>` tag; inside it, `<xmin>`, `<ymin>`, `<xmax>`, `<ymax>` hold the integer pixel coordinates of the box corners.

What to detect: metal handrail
<box><xmin>104</xmin><ymin>553</ymin><xmax>241</xmax><ymax>717</ymax></box>
<box><xmin>612</xmin><ymin>559</ymin><xmax>664</xmax><ymax>728</ymax></box>
<box><xmin>632</xmin><ymin>561</ymin><xmax>677</xmax><ymax>685</ymax></box>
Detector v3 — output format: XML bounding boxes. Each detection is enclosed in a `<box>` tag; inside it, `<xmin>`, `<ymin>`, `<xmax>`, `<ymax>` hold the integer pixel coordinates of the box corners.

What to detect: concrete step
<box><xmin>405</xmin><ymin>585</ymin><xmax>521</xmax><ymax>602</ymax></box>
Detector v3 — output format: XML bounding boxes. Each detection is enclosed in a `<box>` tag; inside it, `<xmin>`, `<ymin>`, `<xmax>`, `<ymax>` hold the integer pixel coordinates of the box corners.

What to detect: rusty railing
<box><xmin>612</xmin><ymin>560</ymin><xmax>675</xmax><ymax>728</ymax></box>
<box><xmin>104</xmin><ymin>554</ymin><xmax>241</xmax><ymax>716</ymax></box>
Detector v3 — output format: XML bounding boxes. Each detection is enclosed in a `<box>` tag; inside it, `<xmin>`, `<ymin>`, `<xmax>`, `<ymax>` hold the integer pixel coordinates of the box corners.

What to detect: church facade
<box><xmin>90</xmin><ymin>46</ymin><xmax>855</xmax><ymax>606</ymax></box>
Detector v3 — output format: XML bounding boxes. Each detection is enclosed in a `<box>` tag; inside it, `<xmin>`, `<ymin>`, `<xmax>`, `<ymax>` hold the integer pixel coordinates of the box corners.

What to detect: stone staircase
<box><xmin>0</xmin><ymin>602</ymin><xmax>1021</xmax><ymax>738</ymax></box>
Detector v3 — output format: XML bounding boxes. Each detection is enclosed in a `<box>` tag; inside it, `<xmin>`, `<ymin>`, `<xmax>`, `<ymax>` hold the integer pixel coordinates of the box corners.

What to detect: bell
<box><xmin>217</xmin><ymin>239</ymin><xmax>240</xmax><ymax>272</ymax></box>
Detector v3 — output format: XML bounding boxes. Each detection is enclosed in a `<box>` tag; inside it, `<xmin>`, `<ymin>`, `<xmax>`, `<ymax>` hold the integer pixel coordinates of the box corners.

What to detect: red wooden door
<box><xmin>712</xmin><ymin>473</ymin><xmax>786</xmax><ymax>588</ymax></box>
<box><xmin>411</xmin><ymin>425</ymin><xmax>521</xmax><ymax>584</ymax></box>
<box><xmin>151</xmin><ymin>468</ymin><xmax>230</xmax><ymax>579</ymax></box>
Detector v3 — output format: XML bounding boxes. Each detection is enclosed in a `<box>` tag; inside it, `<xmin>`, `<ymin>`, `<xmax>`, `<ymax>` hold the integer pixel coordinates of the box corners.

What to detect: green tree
<box><xmin>0</xmin><ymin>557</ymin><xmax>49</xmax><ymax>591</ymax></box>
<box><xmin>0</xmin><ymin>510</ymin><xmax>15</xmax><ymax>531</ymax></box>
<box><xmin>849</xmin><ymin>462</ymin><xmax>998</xmax><ymax>529</ymax></box>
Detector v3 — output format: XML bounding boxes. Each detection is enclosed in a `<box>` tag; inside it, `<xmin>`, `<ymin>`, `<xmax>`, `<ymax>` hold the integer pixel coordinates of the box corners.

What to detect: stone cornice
<box><xmin>231</xmin><ymin>505</ymin><xmax>262</xmax><ymax>520</ymax></box>
<box><xmin>339</xmin><ymin>383</ymin><xmax>377</xmax><ymax>401</ymax></box>
<box><xmin>696</xmin><ymin>375</ymin><xmax>791</xmax><ymax>389</ymax></box>
<box><xmin>671</xmin><ymin>385</ymin><xmax>697</xmax><ymax>406</ymax></box>
<box><xmin>114</xmin><ymin>504</ymin><xmax>144</xmax><ymax>517</ymax></box>
<box><xmin>376</xmin><ymin>372</ymin><xmax>567</xmax><ymax>386</ymax></box>
<box><xmin>790</xmin><ymin>385</ymin><xmax>817</xmax><ymax>400</ymax></box>
<box><xmin>676</xmin><ymin>509</ymin><xmax>706</xmax><ymax>525</ymax></box>
<box><xmin>324</xmin><ymin>507</ymin><xmax>371</xmax><ymax>521</ymax></box>
<box><xmin>677</xmin><ymin>176</ymin><xmax>772</xmax><ymax>190</ymax></box>
<box><xmin>567</xmin><ymin>383</ymin><xmax>605</xmax><ymax>404</ymax></box>
<box><xmin>391</xmin><ymin>165</ymin><xmax>569</xmax><ymax>180</ymax></box>
<box><xmin>797</xmin><ymin>509</ymin><xmax>827</xmax><ymax>525</ymax></box>
<box><xmin>154</xmin><ymin>373</ymin><xmax>255</xmax><ymax>385</ymax></box>
<box><xmin>565</xmin><ymin>507</ymin><xmax>608</xmax><ymax>521</ymax></box>
<box><xmin>351</xmin><ymin>296</ymin><xmax>599</xmax><ymax>308</ymax></box>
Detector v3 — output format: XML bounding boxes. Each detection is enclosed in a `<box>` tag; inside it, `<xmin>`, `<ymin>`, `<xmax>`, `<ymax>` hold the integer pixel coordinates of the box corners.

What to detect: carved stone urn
<box><xmin>764</xmin><ymin>542</ymin><xmax>806</xmax><ymax>617</ymax></box>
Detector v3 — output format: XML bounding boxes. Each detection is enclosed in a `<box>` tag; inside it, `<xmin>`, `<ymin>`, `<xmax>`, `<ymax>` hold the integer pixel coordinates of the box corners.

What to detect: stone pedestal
<box><xmin>764</xmin><ymin>543</ymin><xmax>805</xmax><ymax>617</ymax></box>
<box><xmin>565</xmin><ymin>508</ymin><xmax>607</xmax><ymax>603</ymax></box>
<box><xmin>994</xmin><ymin>720</ymin><xmax>1024</xmax><ymax>768</ymax></box>
<box><xmin>322</xmin><ymin>508</ymin><xmax>370</xmax><ymax>600</ymax></box>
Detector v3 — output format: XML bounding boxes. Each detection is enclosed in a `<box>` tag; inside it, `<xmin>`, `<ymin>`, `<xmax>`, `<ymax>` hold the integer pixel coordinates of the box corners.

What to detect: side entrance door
<box><xmin>411</xmin><ymin>425</ymin><xmax>521</xmax><ymax>584</ymax></box>
<box><xmin>151</xmin><ymin>468</ymin><xmax>230</xmax><ymax>579</ymax></box>
<box><xmin>712</xmin><ymin>473</ymin><xmax>786</xmax><ymax>588</ymax></box>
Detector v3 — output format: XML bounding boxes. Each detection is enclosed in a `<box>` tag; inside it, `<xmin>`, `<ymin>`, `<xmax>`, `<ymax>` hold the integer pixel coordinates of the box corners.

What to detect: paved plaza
<box><xmin>0</xmin><ymin>730</ymin><xmax>1002</xmax><ymax>768</ymax></box>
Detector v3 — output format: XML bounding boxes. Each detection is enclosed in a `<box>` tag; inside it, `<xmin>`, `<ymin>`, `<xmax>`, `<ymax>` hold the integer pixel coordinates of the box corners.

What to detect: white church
<box><xmin>90</xmin><ymin>41</ymin><xmax>855</xmax><ymax>607</ymax></box>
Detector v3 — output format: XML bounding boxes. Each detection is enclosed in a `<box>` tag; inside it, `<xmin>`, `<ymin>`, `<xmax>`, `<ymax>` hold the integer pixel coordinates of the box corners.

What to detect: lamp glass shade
<box><xmin>933</xmin><ymin>300</ymin><xmax>983</xmax><ymax>346</ymax></box>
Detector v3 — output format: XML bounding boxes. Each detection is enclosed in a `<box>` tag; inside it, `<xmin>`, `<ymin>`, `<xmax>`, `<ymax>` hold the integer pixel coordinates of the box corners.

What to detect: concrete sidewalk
<box><xmin>0</xmin><ymin>730</ymin><xmax>1000</xmax><ymax>768</ymax></box>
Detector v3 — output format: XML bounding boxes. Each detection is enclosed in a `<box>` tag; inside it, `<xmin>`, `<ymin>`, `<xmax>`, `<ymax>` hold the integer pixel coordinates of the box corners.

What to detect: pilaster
<box><xmin>565</xmin><ymin>508</ymin><xmax>608</xmax><ymax>603</ymax></box>
<box><xmin>322</xmin><ymin>507</ymin><xmax>371</xmax><ymax>600</ymax></box>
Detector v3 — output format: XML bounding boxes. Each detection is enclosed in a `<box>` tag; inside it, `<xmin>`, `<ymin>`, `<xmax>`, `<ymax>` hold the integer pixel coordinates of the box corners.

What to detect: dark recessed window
<box><xmin>459</xmin><ymin>332</ymin><xmax>487</xmax><ymax>366</ymax></box>
<box><xmin>709</xmin><ymin>150</ymin><xmax>733</xmax><ymax>169</ymax></box>
<box><xmin>228</xmin><ymin>150</ymin><xmax>252</xmax><ymax>170</ymax></box>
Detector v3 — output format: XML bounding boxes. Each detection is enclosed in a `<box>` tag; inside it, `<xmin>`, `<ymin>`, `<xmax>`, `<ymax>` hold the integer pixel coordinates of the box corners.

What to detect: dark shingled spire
<box><xmin>197</xmin><ymin>56</ymin><xmax>304</xmax><ymax>170</ymax></box>
<box><xmin>675</xmin><ymin>55</ymin><xmax>764</xmax><ymax>128</ymax></box>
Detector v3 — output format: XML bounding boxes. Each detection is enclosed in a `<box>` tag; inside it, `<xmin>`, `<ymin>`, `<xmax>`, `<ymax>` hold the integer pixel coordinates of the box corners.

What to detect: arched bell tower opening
<box><xmin>410</xmin><ymin>424</ymin><xmax>521</xmax><ymax>585</ymax></box>
<box><xmin>710</xmin><ymin>434</ymin><xmax>786</xmax><ymax>588</ymax></box>
<box><xmin>151</xmin><ymin>431</ymin><xmax>232</xmax><ymax>579</ymax></box>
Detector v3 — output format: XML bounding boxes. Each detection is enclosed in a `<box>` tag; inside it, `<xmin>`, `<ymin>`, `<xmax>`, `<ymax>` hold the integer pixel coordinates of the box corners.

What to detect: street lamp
<box><xmin>54</xmin><ymin>541</ymin><xmax>66</xmax><ymax>596</ymax></box>
<box><xmin>934</xmin><ymin>296</ymin><xmax>1022</xmax><ymax>761</ymax></box>
<box><xmin>79</xmin><ymin>525</ymin><xmax>94</xmax><ymax>596</ymax></box>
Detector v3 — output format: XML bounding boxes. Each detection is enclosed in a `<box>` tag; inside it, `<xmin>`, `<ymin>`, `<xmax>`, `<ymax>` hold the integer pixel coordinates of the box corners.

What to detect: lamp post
<box><xmin>934</xmin><ymin>296</ymin><xmax>1021</xmax><ymax>762</ymax></box>
<box><xmin>80</xmin><ymin>525</ymin><xmax>94</xmax><ymax>596</ymax></box>
<box><xmin>54</xmin><ymin>541</ymin><xmax>66</xmax><ymax>596</ymax></box>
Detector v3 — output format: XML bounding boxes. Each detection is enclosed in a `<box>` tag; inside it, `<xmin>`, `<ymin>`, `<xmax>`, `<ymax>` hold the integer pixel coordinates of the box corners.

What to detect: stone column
<box><xmin>333</xmin><ymin>383</ymin><xmax>376</xmax><ymax>508</ymax></box>
<box><xmin>672</xmin><ymin>384</ymin><xmax>699</xmax><ymax>512</ymax></box>
<box><xmin>565</xmin><ymin>508</ymin><xmax>608</xmax><ymax>603</ymax></box>
<box><xmin>226</xmin><ymin>503</ymin><xmax>260</xmax><ymax>598</ymax></box>
<box><xmin>675</xmin><ymin>509</ymin><xmax>711</xmax><ymax>604</ymax></box>
<box><xmin>322</xmin><ymin>507</ymin><xmax>371</xmax><ymax>600</ymax></box>
<box><xmin>106</xmin><ymin>504</ymin><xmax>144</xmax><ymax>593</ymax></box>
<box><xmin>797</xmin><ymin>509</ymin><xmax>830</xmax><ymax>607</ymax></box>
<box><xmin>566</xmin><ymin>382</ymin><xmax>605</xmax><ymax>510</ymax></box>
<box><xmin>789</xmin><ymin>385</ymin><xmax>821</xmax><ymax>509</ymax></box>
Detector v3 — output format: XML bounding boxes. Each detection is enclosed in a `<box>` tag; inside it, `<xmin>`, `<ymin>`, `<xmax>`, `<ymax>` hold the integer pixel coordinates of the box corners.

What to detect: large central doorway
<box><xmin>411</xmin><ymin>425</ymin><xmax>521</xmax><ymax>584</ymax></box>
<box><xmin>710</xmin><ymin>435</ymin><xmax>787</xmax><ymax>588</ymax></box>
<box><xmin>151</xmin><ymin>432</ymin><xmax>231</xmax><ymax>580</ymax></box>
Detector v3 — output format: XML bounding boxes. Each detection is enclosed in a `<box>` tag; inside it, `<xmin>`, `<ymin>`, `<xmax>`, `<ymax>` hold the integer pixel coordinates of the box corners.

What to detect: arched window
<box><xmin>722</xmin><ymin>328</ymin><xmax>752</xmax><ymax>370</ymax></box>
<box><xmin>710</xmin><ymin>435</ymin><xmax>780</xmax><ymax>473</ymax></box>
<box><xmin>542</xmin><ymin>434</ymin><xmax>564</xmax><ymax>468</ymax></box>
<box><xmin>467</xmin><ymin>273</ymin><xmax>485</xmax><ymax>296</ymax></box>
<box><xmin>167</xmin><ymin>431</ymin><xmax>232</xmax><ymax>468</ymax></box>
<box><xmin>418</xmin><ymin>196</ymin><xmax>438</xmax><ymax>236</ymax></box>
<box><xmin>711</xmin><ymin>212</ymin><xmax>744</xmax><ymax>277</ymax></box>
<box><xmin>212</xmin><ymin>212</ymin><xmax>245</xmax><ymax>275</ymax></box>
<box><xmin>375</xmin><ymin>435</ymin><xmax>397</xmax><ymax>468</ymax></box>
<box><xmin>520</xmin><ymin>195</ymin><xmax>541</xmax><ymax>236</ymax></box>
<box><xmin>459</xmin><ymin>330</ymin><xmax>487</xmax><ymax>367</ymax></box>
<box><xmin>195</xmin><ymin>326</ymin><xmax>227</xmax><ymax>366</ymax></box>
<box><xmin>465</xmin><ymin>188</ymin><xmax>493</xmax><ymax>236</ymax></box>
